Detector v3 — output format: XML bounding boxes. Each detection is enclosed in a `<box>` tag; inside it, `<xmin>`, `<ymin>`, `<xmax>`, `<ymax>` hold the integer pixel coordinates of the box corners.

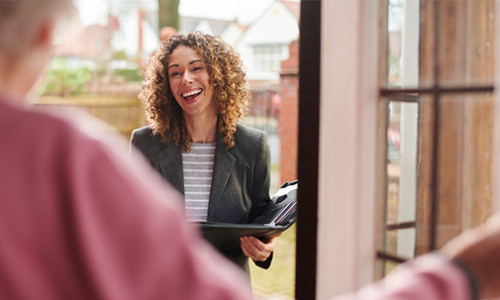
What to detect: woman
<box><xmin>131</xmin><ymin>32</ymin><xmax>278</xmax><ymax>273</ymax></box>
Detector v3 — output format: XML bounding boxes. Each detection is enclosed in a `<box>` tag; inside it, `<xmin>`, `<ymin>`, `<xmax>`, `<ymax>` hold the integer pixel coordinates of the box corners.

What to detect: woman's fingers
<box><xmin>240</xmin><ymin>236</ymin><xmax>277</xmax><ymax>261</ymax></box>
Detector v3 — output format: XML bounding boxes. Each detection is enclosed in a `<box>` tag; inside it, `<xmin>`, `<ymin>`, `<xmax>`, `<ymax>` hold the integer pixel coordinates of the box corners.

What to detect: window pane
<box><xmin>386</xmin><ymin>0</ymin><xmax>420</xmax><ymax>88</ymax></box>
<box><xmin>381</xmin><ymin>100</ymin><xmax>419</xmax><ymax>259</ymax></box>
<box><xmin>253</xmin><ymin>45</ymin><xmax>285</xmax><ymax>73</ymax></box>
<box><xmin>417</xmin><ymin>93</ymin><xmax>494</xmax><ymax>253</ymax></box>
<box><xmin>420</xmin><ymin>0</ymin><xmax>495</xmax><ymax>88</ymax></box>
<box><xmin>375</xmin><ymin>258</ymin><xmax>400</xmax><ymax>280</ymax></box>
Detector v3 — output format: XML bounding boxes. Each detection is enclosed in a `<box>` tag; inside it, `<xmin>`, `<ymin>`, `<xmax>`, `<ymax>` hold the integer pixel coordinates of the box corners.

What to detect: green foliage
<box><xmin>42</xmin><ymin>57</ymin><xmax>92</xmax><ymax>96</ymax></box>
<box><xmin>113</xmin><ymin>68</ymin><xmax>143</xmax><ymax>82</ymax></box>
<box><xmin>110</xmin><ymin>50</ymin><xmax>128</xmax><ymax>61</ymax></box>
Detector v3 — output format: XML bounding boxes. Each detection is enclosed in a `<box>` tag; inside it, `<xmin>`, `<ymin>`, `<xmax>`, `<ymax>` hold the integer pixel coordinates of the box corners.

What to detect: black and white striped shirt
<box><xmin>182</xmin><ymin>143</ymin><xmax>215</xmax><ymax>222</ymax></box>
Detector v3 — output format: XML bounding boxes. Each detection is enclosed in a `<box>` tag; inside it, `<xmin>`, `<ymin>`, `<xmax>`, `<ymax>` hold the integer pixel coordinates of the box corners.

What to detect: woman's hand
<box><xmin>240</xmin><ymin>235</ymin><xmax>279</xmax><ymax>262</ymax></box>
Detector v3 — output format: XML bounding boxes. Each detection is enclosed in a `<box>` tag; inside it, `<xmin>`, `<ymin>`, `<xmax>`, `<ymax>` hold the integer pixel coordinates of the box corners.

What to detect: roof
<box><xmin>281</xmin><ymin>0</ymin><xmax>300</xmax><ymax>21</ymax></box>
<box><xmin>180</xmin><ymin>16</ymin><xmax>234</xmax><ymax>36</ymax></box>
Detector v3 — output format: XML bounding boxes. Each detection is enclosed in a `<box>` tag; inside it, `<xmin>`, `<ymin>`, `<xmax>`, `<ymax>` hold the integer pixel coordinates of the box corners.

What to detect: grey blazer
<box><xmin>130</xmin><ymin>123</ymin><xmax>273</xmax><ymax>271</ymax></box>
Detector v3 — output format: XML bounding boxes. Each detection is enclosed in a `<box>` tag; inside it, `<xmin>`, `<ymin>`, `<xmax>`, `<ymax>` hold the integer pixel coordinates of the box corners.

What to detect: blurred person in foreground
<box><xmin>131</xmin><ymin>32</ymin><xmax>278</xmax><ymax>274</ymax></box>
<box><xmin>0</xmin><ymin>1</ymin><xmax>252</xmax><ymax>299</ymax></box>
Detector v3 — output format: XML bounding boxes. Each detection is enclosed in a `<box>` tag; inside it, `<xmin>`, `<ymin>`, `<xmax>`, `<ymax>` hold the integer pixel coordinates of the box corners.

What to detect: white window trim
<box><xmin>317</xmin><ymin>1</ymin><xmax>380</xmax><ymax>298</ymax></box>
<box><xmin>396</xmin><ymin>0</ymin><xmax>420</xmax><ymax>260</ymax></box>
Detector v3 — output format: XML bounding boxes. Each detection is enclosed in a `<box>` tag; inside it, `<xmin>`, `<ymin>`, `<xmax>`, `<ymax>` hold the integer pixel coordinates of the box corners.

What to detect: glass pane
<box><xmin>375</xmin><ymin>258</ymin><xmax>400</xmax><ymax>280</ymax></box>
<box><xmin>387</xmin><ymin>0</ymin><xmax>403</xmax><ymax>87</ymax></box>
<box><xmin>396</xmin><ymin>228</ymin><xmax>416</xmax><ymax>257</ymax></box>
<box><xmin>417</xmin><ymin>93</ymin><xmax>494</xmax><ymax>253</ymax></box>
<box><xmin>384</xmin><ymin>260</ymin><xmax>400</xmax><ymax>276</ymax></box>
<box><xmin>386</xmin><ymin>0</ymin><xmax>420</xmax><ymax>88</ymax></box>
<box><xmin>420</xmin><ymin>0</ymin><xmax>495</xmax><ymax>87</ymax></box>
<box><xmin>382</xmin><ymin>100</ymin><xmax>419</xmax><ymax>259</ymax></box>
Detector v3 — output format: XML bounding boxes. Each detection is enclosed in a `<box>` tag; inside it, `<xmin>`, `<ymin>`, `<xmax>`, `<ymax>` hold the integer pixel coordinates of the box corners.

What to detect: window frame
<box><xmin>296</xmin><ymin>0</ymin><xmax>382</xmax><ymax>298</ymax></box>
<box><xmin>296</xmin><ymin>0</ymin><xmax>500</xmax><ymax>298</ymax></box>
<box><xmin>377</xmin><ymin>0</ymin><xmax>495</xmax><ymax>269</ymax></box>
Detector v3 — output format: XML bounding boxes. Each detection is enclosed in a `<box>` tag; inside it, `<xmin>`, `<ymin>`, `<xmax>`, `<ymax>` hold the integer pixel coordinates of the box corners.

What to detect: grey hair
<box><xmin>0</xmin><ymin>0</ymin><xmax>76</xmax><ymax>57</ymax></box>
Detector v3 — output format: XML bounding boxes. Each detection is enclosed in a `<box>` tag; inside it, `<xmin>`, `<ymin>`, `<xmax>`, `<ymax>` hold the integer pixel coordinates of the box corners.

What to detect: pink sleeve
<box><xmin>63</xmin><ymin>133</ymin><xmax>252</xmax><ymax>300</ymax></box>
<box><xmin>0</xmin><ymin>115</ymin><xmax>253</xmax><ymax>300</ymax></box>
<box><xmin>0</xmin><ymin>103</ymin><xmax>252</xmax><ymax>299</ymax></box>
<box><xmin>332</xmin><ymin>254</ymin><xmax>472</xmax><ymax>300</ymax></box>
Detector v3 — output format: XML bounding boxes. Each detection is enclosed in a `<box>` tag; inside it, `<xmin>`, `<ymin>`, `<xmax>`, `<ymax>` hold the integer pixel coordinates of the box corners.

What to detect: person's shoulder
<box><xmin>1</xmin><ymin>100</ymin><xmax>130</xmax><ymax>166</ymax></box>
<box><xmin>131</xmin><ymin>125</ymin><xmax>166</xmax><ymax>154</ymax></box>
<box><xmin>234</xmin><ymin>123</ymin><xmax>267</xmax><ymax>141</ymax></box>
<box><xmin>231</xmin><ymin>124</ymin><xmax>268</xmax><ymax>155</ymax></box>
<box><xmin>1</xmin><ymin>99</ymin><xmax>61</xmax><ymax>127</ymax></box>
<box><xmin>132</xmin><ymin>125</ymin><xmax>154</xmax><ymax>138</ymax></box>
<box><xmin>0</xmin><ymin>100</ymin><xmax>87</xmax><ymax>144</ymax></box>
<box><xmin>132</xmin><ymin>125</ymin><xmax>165</xmax><ymax>145</ymax></box>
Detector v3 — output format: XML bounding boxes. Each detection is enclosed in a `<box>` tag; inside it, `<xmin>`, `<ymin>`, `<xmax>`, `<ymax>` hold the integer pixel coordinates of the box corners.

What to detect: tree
<box><xmin>158</xmin><ymin>0</ymin><xmax>180</xmax><ymax>30</ymax></box>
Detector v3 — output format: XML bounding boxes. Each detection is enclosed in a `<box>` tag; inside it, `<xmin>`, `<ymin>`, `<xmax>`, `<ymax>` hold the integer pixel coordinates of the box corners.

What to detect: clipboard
<box><xmin>250</xmin><ymin>180</ymin><xmax>297</xmax><ymax>226</ymax></box>
<box><xmin>196</xmin><ymin>222</ymin><xmax>290</xmax><ymax>251</ymax></box>
<box><xmin>193</xmin><ymin>180</ymin><xmax>298</xmax><ymax>251</ymax></box>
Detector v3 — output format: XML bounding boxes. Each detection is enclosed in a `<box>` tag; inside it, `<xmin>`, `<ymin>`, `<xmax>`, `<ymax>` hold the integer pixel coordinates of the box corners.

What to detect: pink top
<box><xmin>0</xmin><ymin>98</ymin><xmax>252</xmax><ymax>300</ymax></box>
<box><xmin>332</xmin><ymin>254</ymin><xmax>472</xmax><ymax>300</ymax></box>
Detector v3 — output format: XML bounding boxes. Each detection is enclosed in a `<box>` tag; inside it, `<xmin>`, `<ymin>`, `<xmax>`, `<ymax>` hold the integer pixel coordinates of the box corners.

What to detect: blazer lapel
<box><xmin>158</xmin><ymin>143</ymin><xmax>184</xmax><ymax>195</ymax></box>
<box><xmin>208</xmin><ymin>135</ymin><xmax>235</xmax><ymax>218</ymax></box>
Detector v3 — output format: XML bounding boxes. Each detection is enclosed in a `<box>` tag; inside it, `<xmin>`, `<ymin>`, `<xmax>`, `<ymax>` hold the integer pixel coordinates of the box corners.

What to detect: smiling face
<box><xmin>167</xmin><ymin>45</ymin><xmax>216</xmax><ymax>121</ymax></box>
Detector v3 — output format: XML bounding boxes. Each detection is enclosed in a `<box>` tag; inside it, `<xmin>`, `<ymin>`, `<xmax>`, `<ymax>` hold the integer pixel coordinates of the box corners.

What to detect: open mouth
<box><xmin>182</xmin><ymin>89</ymin><xmax>202</xmax><ymax>101</ymax></box>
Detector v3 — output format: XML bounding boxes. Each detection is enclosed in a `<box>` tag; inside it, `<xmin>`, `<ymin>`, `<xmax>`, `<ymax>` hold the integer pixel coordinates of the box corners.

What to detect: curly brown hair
<box><xmin>140</xmin><ymin>31</ymin><xmax>249</xmax><ymax>151</ymax></box>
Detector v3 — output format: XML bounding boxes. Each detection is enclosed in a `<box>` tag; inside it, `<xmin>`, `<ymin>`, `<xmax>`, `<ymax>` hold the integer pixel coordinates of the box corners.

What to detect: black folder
<box><xmin>195</xmin><ymin>180</ymin><xmax>298</xmax><ymax>251</ymax></box>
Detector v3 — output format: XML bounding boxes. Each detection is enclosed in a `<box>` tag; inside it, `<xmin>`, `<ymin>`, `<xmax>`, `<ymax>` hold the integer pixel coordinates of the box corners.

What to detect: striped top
<box><xmin>182</xmin><ymin>143</ymin><xmax>216</xmax><ymax>222</ymax></box>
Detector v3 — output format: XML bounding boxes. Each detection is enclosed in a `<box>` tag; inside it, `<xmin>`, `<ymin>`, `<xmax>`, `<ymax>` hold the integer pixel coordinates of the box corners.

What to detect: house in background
<box><xmin>111</xmin><ymin>7</ymin><xmax>159</xmax><ymax>67</ymax></box>
<box><xmin>232</xmin><ymin>0</ymin><xmax>299</xmax><ymax>84</ymax></box>
<box><xmin>56</xmin><ymin>2</ymin><xmax>159</xmax><ymax>70</ymax></box>
<box><xmin>180</xmin><ymin>16</ymin><xmax>233</xmax><ymax>36</ymax></box>
<box><xmin>180</xmin><ymin>0</ymin><xmax>300</xmax><ymax>85</ymax></box>
<box><xmin>56</xmin><ymin>0</ymin><xmax>299</xmax><ymax>91</ymax></box>
<box><xmin>54</xmin><ymin>16</ymin><xmax>120</xmax><ymax>68</ymax></box>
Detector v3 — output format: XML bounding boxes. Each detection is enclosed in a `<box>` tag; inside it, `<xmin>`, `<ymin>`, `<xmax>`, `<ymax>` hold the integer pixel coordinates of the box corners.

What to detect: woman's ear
<box><xmin>36</xmin><ymin>19</ymin><xmax>55</xmax><ymax>49</ymax></box>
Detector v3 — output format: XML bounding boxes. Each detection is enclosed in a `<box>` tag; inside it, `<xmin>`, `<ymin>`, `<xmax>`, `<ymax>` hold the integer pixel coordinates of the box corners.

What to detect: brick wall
<box><xmin>279</xmin><ymin>40</ymin><xmax>299</xmax><ymax>183</ymax></box>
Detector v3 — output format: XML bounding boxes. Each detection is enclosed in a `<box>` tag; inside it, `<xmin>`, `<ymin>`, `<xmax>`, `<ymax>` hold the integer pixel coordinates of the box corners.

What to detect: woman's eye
<box><xmin>170</xmin><ymin>72</ymin><xmax>180</xmax><ymax>77</ymax></box>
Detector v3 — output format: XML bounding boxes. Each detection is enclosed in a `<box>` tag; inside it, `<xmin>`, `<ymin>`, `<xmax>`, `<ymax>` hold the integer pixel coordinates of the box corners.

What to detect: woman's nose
<box><xmin>182</xmin><ymin>72</ymin><xmax>193</xmax><ymax>84</ymax></box>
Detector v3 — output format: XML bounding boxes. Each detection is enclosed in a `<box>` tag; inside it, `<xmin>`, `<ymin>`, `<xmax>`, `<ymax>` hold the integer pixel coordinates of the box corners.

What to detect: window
<box><xmin>253</xmin><ymin>44</ymin><xmax>288</xmax><ymax>73</ymax></box>
<box><xmin>377</xmin><ymin>0</ymin><xmax>495</xmax><ymax>277</ymax></box>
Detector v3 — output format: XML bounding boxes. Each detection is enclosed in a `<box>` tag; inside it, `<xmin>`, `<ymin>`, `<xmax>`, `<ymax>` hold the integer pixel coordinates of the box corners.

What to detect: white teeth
<box><xmin>183</xmin><ymin>89</ymin><xmax>202</xmax><ymax>97</ymax></box>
